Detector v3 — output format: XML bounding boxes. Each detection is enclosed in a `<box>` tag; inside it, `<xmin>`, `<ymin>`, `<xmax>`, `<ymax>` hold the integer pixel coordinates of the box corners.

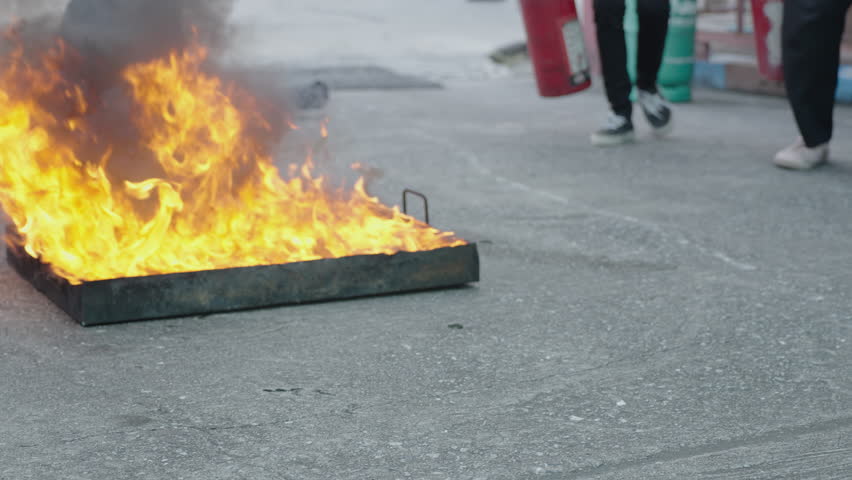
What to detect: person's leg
<box><xmin>782</xmin><ymin>0</ymin><xmax>848</xmax><ymax>147</ymax></box>
<box><xmin>633</xmin><ymin>0</ymin><xmax>672</xmax><ymax>136</ymax></box>
<box><xmin>635</xmin><ymin>0</ymin><xmax>669</xmax><ymax>93</ymax></box>
<box><xmin>594</xmin><ymin>0</ymin><xmax>632</xmax><ymax>118</ymax></box>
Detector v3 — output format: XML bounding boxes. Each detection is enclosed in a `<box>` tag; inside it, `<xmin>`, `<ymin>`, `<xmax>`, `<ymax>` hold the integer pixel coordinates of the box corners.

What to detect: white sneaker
<box><xmin>773</xmin><ymin>138</ymin><xmax>829</xmax><ymax>170</ymax></box>
<box><xmin>637</xmin><ymin>89</ymin><xmax>673</xmax><ymax>137</ymax></box>
<box><xmin>591</xmin><ymin>113</ymin><xmax>635</xmax><ymax>146</ymax></box>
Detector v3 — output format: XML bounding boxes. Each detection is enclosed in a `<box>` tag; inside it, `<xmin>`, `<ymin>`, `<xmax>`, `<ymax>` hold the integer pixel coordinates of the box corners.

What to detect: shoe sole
<box><xmin>591</xmin><ymin>131</ymin><xmax>636</xmax><ymax>147</ymax></box>
<box><xmin>651</xmin><ymin>120</ymin><xmax>674</xmax><ymax>138</ymax></box>
<box><xmin>773</xmin><ymin>155</ymin><xmax>829</xmax><ymax>170</ymax></box>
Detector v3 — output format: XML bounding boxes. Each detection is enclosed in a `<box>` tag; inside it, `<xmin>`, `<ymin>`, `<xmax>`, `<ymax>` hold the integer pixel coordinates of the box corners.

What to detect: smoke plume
<box><xmin>60</xmin><ymin>0</ymin><xmax>235</xmax><ymax>72</ymax></box>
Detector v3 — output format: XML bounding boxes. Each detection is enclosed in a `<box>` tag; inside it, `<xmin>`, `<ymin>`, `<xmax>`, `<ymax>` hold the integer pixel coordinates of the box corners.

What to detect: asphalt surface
<box><xmin>1</xmin><ymin>78</ymin><xmax>851</xmax><ymax>479</ymax></box>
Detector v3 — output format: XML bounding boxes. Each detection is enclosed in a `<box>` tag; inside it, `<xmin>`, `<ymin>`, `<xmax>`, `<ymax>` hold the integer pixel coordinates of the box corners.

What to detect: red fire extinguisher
<box><xmin>520</xmin><ymin>0</ymin><xmax>593</xmax><ymax>97</ymax></box>
<box><xmin>751</xmin><ymin>0</ymin><xmax>784</xmax><ymax>81</ymax></box>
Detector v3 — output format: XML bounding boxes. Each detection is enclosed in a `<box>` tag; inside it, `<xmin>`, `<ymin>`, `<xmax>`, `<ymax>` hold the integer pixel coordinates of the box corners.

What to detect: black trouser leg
<box><xmin>783</xmin><ymin>0</ymin><xmax>852</xmax><ymax>147</ymax></box>
<box><xmin>594</xmin><ymin>0</ymin><xmax>632</xmax><ymax>117</ymax></box>
<box><xmin>594</xmin><ymin>0</ymin><xmax>671</xmax><ymax>117</ymax></box>
<box><xmin>636</xmin><ymin>0</ymin><xmax>670</xmax><ymax>93</ymax></box>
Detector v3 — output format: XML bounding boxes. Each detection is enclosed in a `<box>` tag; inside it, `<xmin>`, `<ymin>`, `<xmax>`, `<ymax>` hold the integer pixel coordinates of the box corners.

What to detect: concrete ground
<box><xmin>2</xmin><ymin>1</ymin><xmax>851</xmax><ymax>479</ymax></box>
<box><xmin>1</xmin><ymin>78</ymin><xmax>851</xmax><ymax>479</ymax></box>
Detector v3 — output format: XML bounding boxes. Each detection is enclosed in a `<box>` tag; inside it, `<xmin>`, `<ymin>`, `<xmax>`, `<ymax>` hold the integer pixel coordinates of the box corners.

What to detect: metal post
<box><xmin>736</xmin><ymin>0</ymin><xmax>745</xmax><ymax>34</ymax></box>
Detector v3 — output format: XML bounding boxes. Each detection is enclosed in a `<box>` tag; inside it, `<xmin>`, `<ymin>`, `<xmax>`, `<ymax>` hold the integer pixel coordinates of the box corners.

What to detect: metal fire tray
<box><xmin>7</xmin><ymin>242</ymin><xmax>479</xmax><ymax>326</ymax></box>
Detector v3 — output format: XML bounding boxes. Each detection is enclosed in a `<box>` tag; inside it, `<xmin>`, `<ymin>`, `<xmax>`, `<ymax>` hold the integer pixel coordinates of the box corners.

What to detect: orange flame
<box><xmin>0</xmin><ymin>37</ymin><xmax>464</xmax><ymax>284</ymax></box>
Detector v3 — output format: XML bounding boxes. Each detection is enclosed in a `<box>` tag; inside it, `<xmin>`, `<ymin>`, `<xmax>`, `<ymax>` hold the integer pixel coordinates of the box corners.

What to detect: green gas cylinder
<box><xmin>625</xmin><ymin>0</ymin><xmax>697</xmax><ymax>103</ymax></box>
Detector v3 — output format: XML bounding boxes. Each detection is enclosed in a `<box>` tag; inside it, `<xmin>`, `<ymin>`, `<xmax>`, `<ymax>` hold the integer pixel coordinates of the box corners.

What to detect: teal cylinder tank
<box><xmin>624</xmin><ymin>0</ymin><xmax>697</xmax><ymax>103</ymax></box>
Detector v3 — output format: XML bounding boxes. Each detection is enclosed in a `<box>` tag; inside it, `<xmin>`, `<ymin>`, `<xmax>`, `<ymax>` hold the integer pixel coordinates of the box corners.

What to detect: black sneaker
<box><xmin>638</xmin><ymin>89</ymin><xmax>673</xmax><ymax>137</ymax></box>
<box><xmin>591</xmin><ymin>113</ymin><xmax>635</xmax><ymax>146</ymax></box>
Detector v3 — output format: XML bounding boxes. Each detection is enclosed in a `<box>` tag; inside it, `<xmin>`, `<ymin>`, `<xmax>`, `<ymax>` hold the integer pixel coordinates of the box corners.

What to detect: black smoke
<box><xmin>59</xmin><ymin>0</ymin><xmax>235</xmax><ymax>88</ymax></box>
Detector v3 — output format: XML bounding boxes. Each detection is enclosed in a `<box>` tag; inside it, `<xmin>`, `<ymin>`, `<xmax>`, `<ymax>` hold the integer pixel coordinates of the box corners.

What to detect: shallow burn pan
<box><xmin>7</xmin><ymin>242</ymin><xmax>479</xmax><ymax>326</ymax></box>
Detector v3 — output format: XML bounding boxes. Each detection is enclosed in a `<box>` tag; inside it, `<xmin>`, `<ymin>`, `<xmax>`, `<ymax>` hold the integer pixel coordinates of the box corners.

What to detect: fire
<box><xmin>0</xmin><ymin>34</ymin><xmax>464</xmax><ymax>284</ymax></box>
